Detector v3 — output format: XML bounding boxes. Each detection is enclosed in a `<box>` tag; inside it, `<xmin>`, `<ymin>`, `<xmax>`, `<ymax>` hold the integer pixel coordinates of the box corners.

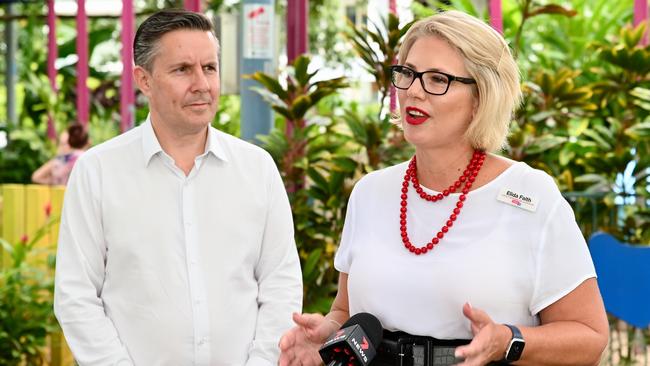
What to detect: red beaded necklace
<box><xmin>399</xmin><ymin>150</ymin><xmax>486</xmax><ymax>255</ymax></box>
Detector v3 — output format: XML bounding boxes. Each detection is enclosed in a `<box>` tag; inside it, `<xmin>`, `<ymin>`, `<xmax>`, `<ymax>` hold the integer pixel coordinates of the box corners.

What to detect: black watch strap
<box><xmin>503</xmin><ymin>324</ymin><xmax>525</xmax><ymax>363</ymax></box>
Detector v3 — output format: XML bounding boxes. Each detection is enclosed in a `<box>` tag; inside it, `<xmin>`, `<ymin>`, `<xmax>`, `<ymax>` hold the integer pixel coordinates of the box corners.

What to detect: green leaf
<box><xmin>625</xmin><ymin>122</ymin><xmax>650</xmax><ymax>139</ymax></box>
<box><xmin>246</xmin><ymin>72</ymin><xmax>289</xmax><ymax>101</ymax></box>
<box><xmin>302</xmin><ymin>248</ymin><xmax>323</xmax><ymax>278</ymax></box>
<box><xmin>528</xmin><ymin>4</ymin><xmax>577</xmax><ymax>18</ymax></box>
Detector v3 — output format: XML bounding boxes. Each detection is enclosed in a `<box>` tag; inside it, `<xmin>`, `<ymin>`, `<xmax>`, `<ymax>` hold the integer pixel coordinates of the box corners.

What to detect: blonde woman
<box><xmin>279</xmin><ymin>10</ymin><xmax>608</xmax><ymax>366</ymax></box>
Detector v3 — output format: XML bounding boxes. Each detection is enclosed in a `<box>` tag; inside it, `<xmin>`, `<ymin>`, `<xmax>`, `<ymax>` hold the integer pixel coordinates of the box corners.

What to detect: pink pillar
<box><xmin>121</xmin><ymin>0</ymin><xmax>135</xmax><ymax>132</ymax></box>
<box><xmin>389</xmin><ymin>0</ymin><xmax>397</xmax><ymax>113</ymax></box>
<box><xmin>287</xmin><ymin>0</ymin><xmax>308</xmax><ymax>63</ymax></box>
<box><xmin>489</xmin><ymin>0</ymin><xmax>503</xmax><ymax>34</ymax></box>
<box><xmin>76</xmin><ymin>0</ymin><xmax>89</xmax><ymax>127</ymax></box>
<box><xmin>184</xmin><ymin>0</ymin><xmax>201</xmax><ymax>12</ymax></box>
<box><xmin>47</xmin><ymin>0</ymin><xmax>58</xmax><ymax>140</ymax></box>
<box><xmin>634</xmin><ymin>0</ymin><xmax>648</xmax><ymax>45</ymax></box>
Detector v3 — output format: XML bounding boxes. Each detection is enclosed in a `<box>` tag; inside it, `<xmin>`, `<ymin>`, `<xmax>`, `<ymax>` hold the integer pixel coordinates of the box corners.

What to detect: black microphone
<box><xmin>319</xmin><ymin>312</ymin><xmax>384</xmax><ymax>366</ymax></box>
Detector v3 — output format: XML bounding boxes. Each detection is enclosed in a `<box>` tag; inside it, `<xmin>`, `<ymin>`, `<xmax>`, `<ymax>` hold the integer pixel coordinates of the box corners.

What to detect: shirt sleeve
<box><xmin>247</xmin><ymin>154</ymin><xmax>303</xmax><ymax>365</ymax></box>
<box><xmin>333</xmin><ymin>177</ymin><xmax>361</xmax><ymax>274</ymax></box>
<box><xmin>53</xmin><ymin>154</ymin><xmax>135</xmax><ymax>365</ymax></box>
<box><xmin>529</xmin><ymin>195</ymin><xmax>597</xmax><ymax>315</ymax></box>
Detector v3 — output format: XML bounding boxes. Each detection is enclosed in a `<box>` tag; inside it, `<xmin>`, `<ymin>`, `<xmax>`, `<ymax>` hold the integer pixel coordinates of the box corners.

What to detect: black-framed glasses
<box><xmin>390</xmin><ymin>65</ymin><xmax>476</xmax><ymax>96</ymax></box>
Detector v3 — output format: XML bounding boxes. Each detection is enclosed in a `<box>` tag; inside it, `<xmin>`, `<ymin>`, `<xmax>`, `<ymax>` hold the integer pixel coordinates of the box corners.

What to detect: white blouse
<box><xmin>335</xmin><ymin>161</ymin><xmax>595</xmax><ymax>339</ymax></box>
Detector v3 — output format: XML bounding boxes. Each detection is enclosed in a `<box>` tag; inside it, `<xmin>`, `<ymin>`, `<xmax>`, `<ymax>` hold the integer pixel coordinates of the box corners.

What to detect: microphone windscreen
<box><xmin>341</xmin><ymin>312</ymin><xmax>383</xmax><ymax>347</ymax></box>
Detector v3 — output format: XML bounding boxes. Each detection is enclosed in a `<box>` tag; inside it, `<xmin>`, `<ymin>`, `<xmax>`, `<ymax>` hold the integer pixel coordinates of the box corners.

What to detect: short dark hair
<box><xmin>67</xmin><ymin>123</ymin><xmax>89</xmax><ymax>149</ymax></box>
<box><xmin>134</xmin><ymin>9</ymin><xmax>216</xmax><ymax>71</ymax></box>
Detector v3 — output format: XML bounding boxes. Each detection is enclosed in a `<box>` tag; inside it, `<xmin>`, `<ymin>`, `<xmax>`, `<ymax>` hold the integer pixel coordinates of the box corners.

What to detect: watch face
<box><xmin>506</xmin><ymin>339</ymin><xmax>525</xmax><ymax>361</ymax></box>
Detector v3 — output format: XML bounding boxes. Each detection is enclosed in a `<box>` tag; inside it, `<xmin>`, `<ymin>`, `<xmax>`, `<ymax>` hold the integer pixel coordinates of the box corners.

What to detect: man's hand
<box><xmin>454</xmin><ymin>303</ymin><xmax>510</xmax><ymax>366</ymax></box>
<box><xmin>278</xmin><ymin>313</ymin><xmax>334</xmax><ymax>366</ymax></box>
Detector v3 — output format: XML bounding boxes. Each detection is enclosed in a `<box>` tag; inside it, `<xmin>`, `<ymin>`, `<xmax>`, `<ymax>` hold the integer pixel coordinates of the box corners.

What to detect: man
<box><xmin>54</xmin><ymin>9</ymin><xmax>302</xmax><ymax>365</ymax></box>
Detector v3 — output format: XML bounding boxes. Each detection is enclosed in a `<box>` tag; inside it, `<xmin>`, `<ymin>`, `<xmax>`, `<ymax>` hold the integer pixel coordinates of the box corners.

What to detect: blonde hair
<box><xmin>397</xmin><ymin>10</ymin><xmax>522</xmax><ymax>152</ymax></box>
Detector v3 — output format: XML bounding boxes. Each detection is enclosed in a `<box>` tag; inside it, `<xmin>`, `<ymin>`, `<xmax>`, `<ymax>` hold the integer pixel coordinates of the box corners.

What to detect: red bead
<box><xmin>399</xmin><ymin>150</ymin><xmax>484</xmax><ymax>255</ymax></box>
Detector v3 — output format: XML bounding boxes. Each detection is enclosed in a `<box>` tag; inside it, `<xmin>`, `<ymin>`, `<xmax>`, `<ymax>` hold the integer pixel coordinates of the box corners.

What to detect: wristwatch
<box><xmin>503</xmin><ymin>324</ymin><xmax>525</xmax><ymax>363</ymax></box>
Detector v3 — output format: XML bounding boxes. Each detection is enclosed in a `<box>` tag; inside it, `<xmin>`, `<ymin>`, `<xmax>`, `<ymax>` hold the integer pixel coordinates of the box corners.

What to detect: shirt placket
<box><xmin>181</xmin><ymin>173</ymin><xmax>211</xmax><ymax>365</ymax></box>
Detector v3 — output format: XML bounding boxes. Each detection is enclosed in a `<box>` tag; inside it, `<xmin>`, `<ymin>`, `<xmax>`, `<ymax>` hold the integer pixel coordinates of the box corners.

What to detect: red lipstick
<box><xmin>404</xmin><ymin>106</ymin><xmax>430</xmax><ymax>125</ymax></box>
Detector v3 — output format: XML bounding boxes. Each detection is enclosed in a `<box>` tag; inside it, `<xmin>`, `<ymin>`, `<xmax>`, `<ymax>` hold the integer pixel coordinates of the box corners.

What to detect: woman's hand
<box><xmin>454</xmin><ymin>303</ymin><xmax>510</xmax><ymax>366</ymax></box>
<box><xmin>278</xmin><ymin>312</ymin><xmax>336</xmax><ymax>366</ymax></box>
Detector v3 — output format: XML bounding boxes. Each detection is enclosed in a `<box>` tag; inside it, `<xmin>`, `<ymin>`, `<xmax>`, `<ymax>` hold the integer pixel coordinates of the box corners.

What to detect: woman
<box><xmin>32</xmin><ymin>123</ymin><xmax>88</xmax><ymax>185</ymax></box>
<box><xmin>279</xmin><ymin>10</ymin><xmax>608</xmax><ymax>366</ymax></box>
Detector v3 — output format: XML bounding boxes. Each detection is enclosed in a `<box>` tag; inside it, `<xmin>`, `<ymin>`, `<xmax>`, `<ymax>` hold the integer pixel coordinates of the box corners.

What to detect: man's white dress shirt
<box><xmin>54</xmin><ymin>119</ymin><xmax>302</xmax><ymax>366</ymax></box>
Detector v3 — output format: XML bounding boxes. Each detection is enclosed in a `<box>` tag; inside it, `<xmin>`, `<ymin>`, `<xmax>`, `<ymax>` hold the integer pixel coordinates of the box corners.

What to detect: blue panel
<box><xmin>589</xmin><ymin>232</ymin><xmax>650</xmax><ymax>328</ymax></box>
<box><xmin>239</xmin><ymin>0</ymin><xmax>275</xmax><ymax>143</ymax></box>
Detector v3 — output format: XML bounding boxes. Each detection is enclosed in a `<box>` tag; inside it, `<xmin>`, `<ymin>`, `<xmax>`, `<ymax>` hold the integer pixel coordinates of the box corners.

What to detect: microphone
<box><xmin>319</xmin><ymin>312</ymin><xmax>383</xmax><ymax>366</ymax></box>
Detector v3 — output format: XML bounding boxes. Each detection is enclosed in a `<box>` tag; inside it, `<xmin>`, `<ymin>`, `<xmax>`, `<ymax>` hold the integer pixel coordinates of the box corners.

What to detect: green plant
<box><xmin>345</xmin><ymin>12</ymin><xmax>414</xmax><ymax>171</ymax></box>
<box><xmin>248</xmin><ymin>54</ymin><xmax>348</xmax><ymax>193</ymax></box>
<box><xmin>0</xmin><ymin>216</ymin><xmax>59</xmax><ymax>365</ymax></box>
<box><xmin>346</xmin><ymin>13</ymin><xmax>413</xmax><ymax>121</ymax></box>
<box><xmin>248</xmin><ymin>55</ymin><xmax>350</xmax><ymax>311</ymax></box>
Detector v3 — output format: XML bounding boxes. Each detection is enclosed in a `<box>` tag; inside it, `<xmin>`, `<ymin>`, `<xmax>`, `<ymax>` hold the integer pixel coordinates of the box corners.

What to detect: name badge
<box><xmin>497</xmin><ymin>187</ymin><xmax>538</xmax><ymax>212</ymax></box>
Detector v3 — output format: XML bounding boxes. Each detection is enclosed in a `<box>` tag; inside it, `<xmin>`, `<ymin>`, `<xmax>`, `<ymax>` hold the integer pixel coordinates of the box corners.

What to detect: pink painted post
<box><xmin>489</xmin><ymin>0</ymin><xmax>503</xmax><ymax>34</ymax></box>
<box><xmin>184</xmin><ymin>0</ymin><xmax>201</xmax><ymax>12</ymax></box>
<box><xmin>389</xmin><ymin>0</ymin><xmax>397</xmax><ymax>113</ymax></box>
<box><xmin>121</xmin><ymin>0</ymin><xmax>135</xmax><ymax>132</ymax></box>
<box><xmin>47</xmin><ymin>0</ymin><xmax>58</xmax><ymax>141</ymax></box>
<box><xmin>634</xmin><ymin>0</ymin><xmax>648</xmax><ymax>46</ymax></box>
<box><xmin>76</xmin><ymin>0</ymin><xmax>89</xmax><ymax>127</ymax></box>
<box><xmin>287</xmin><ymin>0</ymin><xmax>308</xmax><ymax>63</ymax></box>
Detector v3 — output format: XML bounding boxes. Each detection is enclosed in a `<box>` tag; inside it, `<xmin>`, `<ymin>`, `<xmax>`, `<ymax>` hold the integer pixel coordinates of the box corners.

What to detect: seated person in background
<box><xmin>32</xmin><ymin>123</ymin><xmax>88</xmax><ymax>185</ymax></box>
<box><xmin>279</xmin><ymin>10</ymin><xmax>608</xmax><ymax>366</ymax></box>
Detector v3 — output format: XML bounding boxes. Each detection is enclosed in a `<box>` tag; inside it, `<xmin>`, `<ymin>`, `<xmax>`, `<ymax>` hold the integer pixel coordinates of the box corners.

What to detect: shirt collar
<box><xmin>205</xmin><ymin>126</ymin><xmax>230</xmax><ymax>163</ymax></box>
<box><xmin>142</xmin><ymin>116</ymin><xmax>163</xmax><ymax>166</ymax></box>
<box><xmin>142</xmin><ymin>115</ymin><xmax>230</xmax><ymax>166</ymax></box>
